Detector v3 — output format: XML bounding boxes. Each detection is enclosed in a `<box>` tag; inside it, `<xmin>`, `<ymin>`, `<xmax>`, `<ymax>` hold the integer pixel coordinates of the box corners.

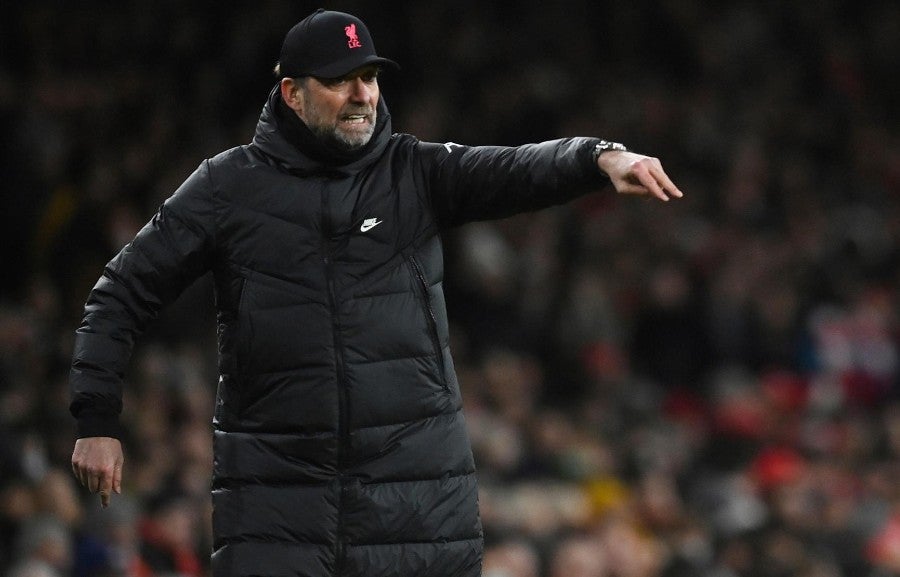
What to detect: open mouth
<box><xmin>342</xmin><ymin>114</ymin><xmax>370</xmax><ymax>125</ymax></box>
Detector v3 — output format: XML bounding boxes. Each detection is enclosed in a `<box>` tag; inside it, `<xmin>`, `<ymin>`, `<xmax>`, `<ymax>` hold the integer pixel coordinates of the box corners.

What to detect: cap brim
<box><xmin>308</xmin><ymin>55</ymin><xmax>399</xmax><ymax>79</ymax></box>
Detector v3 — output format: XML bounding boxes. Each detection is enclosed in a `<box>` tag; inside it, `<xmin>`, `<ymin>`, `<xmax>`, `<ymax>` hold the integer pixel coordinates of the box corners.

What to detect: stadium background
<box><xmin>2</xmin><ymin>1</ymin><xmax>900</xmax><ymax>576</ymax></box>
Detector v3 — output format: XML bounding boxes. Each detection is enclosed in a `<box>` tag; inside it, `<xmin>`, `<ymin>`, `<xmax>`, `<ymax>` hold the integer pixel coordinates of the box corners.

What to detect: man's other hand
<box><xmin>71</xmin><ymin>437</ymin><xmax>123</xmax><ymax>508</ymax></box>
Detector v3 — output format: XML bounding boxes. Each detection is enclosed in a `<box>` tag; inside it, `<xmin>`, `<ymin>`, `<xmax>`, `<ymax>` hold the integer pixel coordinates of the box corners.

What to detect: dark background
<box><xmin>2</xmin><ymin>1</ymin><xmax>899</xmax><ymax>576</ymax></box>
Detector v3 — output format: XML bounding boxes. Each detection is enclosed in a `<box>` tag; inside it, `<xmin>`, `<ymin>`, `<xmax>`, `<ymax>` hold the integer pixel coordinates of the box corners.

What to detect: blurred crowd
<box><xmin>2</xmin><ymin>1</ymin><xmax>900</xmax><ymax>576</ymax></box>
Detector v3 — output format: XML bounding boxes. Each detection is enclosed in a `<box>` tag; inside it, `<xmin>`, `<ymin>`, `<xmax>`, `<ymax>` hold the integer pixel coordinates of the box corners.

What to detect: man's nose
<box><xmin>348</xmin><ymin>78</ymin><xmax>371</xmax><ymax>102</ymax></box>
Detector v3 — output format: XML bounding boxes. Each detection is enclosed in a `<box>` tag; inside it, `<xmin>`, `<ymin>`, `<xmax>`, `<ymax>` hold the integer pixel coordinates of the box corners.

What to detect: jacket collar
<box><xmin>251</xmin><ymin>84</ymin><xmax>392</xmax><ymax>175</ymax></box>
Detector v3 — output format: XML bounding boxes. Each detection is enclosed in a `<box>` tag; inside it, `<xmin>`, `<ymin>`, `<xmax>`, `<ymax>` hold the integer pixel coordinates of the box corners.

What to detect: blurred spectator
<box><xmin>72</xmin><ymin>496</ymin><xmax>142</xmax><ymax>577</ymax></box>
<box><xmin>137</xmin><ymin>490</ymin><xmax>204</xmax><ymax>577</ymax></box>
<box><xmin>483</xmin><ymin>540</ymin><xmax>541</xmax><ymax>577</ymax></box>
<box><xmin>8</xmin><ymin>516</ymin><xmax>72</xmax><ymax>577</ymax></box>
<box><xmin>548</xmin><ymin>536</ymin><xmax>607</xmax><ymax>577</ymax></box>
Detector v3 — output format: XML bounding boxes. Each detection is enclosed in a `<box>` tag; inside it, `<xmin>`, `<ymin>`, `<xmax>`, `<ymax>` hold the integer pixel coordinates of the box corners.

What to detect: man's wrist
<box><xmin>593</xmin><ymin>140</ymin><xmax>629</xmax><ymax>178</ymax></box>
<box><xmin>592</xmin><ymin>140</ymin><xmax>629</xmax><ymax>165</ymax></box>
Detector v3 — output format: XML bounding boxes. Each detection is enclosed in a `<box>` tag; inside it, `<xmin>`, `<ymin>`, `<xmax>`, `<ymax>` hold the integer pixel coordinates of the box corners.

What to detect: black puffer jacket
<box><xmin>70</xmin><ymin>87</ymin><xmax>608</xmax><ymax>577</ymax></box>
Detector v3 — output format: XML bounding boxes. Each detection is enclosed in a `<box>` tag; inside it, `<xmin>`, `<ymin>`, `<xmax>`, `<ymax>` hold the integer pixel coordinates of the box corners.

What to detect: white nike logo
<box><xmin>360</xmin><ymin>218</ymin><xmax>383</xmax><ymax>232</ymax></box>
<box><xmin>443</xmin><ymin>142</ymin><xmax>463</xmax><ymax>154</ymax></box>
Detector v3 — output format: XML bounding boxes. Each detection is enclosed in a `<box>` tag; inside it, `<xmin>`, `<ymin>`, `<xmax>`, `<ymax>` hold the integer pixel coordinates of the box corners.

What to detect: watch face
<box><xmin>599</xmin><ymin>141</ymin><xmax>626</xmax><ymax>152</ymax></box>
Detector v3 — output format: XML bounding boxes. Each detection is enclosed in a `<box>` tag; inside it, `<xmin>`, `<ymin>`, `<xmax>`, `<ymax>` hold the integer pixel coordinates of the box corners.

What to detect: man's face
<box><xmin>288</xmin><ymin>65</ymin><xmax>380</xmax><ymax>152</ymax></box>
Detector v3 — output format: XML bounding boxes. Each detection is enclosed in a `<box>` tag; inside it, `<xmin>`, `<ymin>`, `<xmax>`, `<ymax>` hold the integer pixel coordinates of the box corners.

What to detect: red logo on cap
<box><xmin>345</xmin><ymin>23</ymin><xmax>362</xmax><ymax>49</ymax></box>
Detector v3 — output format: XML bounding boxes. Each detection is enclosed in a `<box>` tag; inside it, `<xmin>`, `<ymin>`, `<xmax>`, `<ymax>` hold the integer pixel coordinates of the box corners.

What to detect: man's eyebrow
<box><xmin>319</xmin><ymin>67</ymin><xmax>380</xmax><ymax>84</ymax></box>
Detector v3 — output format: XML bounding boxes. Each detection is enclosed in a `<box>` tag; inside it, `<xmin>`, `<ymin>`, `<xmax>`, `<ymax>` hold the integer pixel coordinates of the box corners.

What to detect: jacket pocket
<box><xmin>406</xmin><ymin>254</ymin><xmax>449</xmax><ymax>392</ymax></box>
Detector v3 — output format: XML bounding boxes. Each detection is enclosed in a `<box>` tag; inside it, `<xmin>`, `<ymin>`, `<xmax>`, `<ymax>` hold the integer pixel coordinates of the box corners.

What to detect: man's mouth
<box><xmin>342</xmin><ymin>114</ymin><xmax>370</xmax><ymax>124</ymax></box>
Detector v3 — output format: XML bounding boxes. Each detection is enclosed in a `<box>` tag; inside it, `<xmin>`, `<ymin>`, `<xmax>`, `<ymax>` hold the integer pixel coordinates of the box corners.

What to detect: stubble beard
<box><xmin>307</xmin><ymin>105</ymin><xmax>377</xmax><ymax>153</ymax></box>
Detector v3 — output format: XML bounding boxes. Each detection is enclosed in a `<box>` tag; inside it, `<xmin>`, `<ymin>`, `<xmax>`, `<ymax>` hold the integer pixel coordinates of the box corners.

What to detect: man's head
<box><xmin>275</xmin><ymin>9</ymin><xmax>397</xmax><ymax>152</ymax></box>
<box><xmin>280</xmin><ymin>67</ymin><xmax>381</xmax><ymax>152</ymax></box>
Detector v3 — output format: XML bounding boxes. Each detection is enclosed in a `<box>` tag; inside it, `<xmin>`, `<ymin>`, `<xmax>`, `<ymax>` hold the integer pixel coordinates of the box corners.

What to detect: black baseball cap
<box><xmin>277</xmin><ymin>9</ymin><xmax>399</xmax><ymax>79</ymax></box>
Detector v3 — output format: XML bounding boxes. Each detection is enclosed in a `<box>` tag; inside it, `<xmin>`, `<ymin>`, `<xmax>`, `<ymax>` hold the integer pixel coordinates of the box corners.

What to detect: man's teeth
<box><xmin>344</xmin><ymin>115</ymin><xmax>367</xmax><ymax>123</ymax></box>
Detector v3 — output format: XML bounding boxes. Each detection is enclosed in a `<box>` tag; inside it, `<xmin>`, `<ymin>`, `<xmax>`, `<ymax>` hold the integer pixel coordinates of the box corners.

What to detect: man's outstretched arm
<box><xmin>417</xmin><ymin>137</ymin><xmax>683</xmax><ymax>228</ymax></box>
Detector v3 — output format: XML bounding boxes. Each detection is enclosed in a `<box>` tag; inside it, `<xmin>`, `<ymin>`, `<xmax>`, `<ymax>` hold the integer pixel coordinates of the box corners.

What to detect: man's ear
<box><xmin>280</xmin><ymin>78</ymin><xmax>304</xmax><ymax>114</ymax></box>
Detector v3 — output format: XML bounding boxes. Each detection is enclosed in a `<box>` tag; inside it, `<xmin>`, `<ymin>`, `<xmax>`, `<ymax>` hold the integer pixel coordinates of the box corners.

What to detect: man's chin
<box><xmin>334</xmin><ymin>131</ymin><xmax>374</xmax><ymax>152</ymax></box>
<box><xmin>311</xmin><ymin>123</ymin><xmax>375</xmax><ymax>153</ymax></box>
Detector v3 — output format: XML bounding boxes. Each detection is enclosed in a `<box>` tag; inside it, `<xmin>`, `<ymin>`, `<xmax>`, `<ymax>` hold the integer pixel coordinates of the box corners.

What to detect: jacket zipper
<box><xmin>408</xmin><ymin>255</ymin><xmax>449</xmax><ymax>391</ymax></box>
<box><xmin>322</xmin><ymin>190</ymin><xmax>348</xmax><ymax>576</ymax></box>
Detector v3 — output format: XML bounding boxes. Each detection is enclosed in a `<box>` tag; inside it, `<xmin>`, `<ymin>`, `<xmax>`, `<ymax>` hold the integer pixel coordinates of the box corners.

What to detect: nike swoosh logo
<box><xmin>360</xmin><ymin>218</ymin><xmax>383</xmax><ymax>232</ymax></box>
<box><xmin>443</xmin><ymin>142</ymin><xmax>463</xmax><ymax>154</ymax></box>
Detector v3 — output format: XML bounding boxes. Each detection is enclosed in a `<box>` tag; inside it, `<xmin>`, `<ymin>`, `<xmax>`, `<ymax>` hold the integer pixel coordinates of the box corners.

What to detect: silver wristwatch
<box><xmin>592</xmin><ymin>140</ymin><xmax>628</xmax><ymax>164</ymax></box>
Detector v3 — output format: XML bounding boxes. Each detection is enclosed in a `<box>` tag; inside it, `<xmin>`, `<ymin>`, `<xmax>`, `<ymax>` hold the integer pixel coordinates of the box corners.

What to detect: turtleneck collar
<box><xmin>252</xmin><ymin>84</ymin><xmax>392</xmax><ymax>175</ymax></box>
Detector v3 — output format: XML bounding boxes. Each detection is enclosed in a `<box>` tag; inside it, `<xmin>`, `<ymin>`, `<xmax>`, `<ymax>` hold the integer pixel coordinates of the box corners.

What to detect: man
<box><xmin>70</xmin><ymin>9</ymin><xmax>682</xmax><ymax>577</ymax></box>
